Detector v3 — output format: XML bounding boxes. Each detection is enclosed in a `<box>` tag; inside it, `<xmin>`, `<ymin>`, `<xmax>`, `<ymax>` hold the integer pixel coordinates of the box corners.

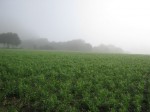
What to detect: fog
<box><xmin>1</xmin><ymin>0</ymin><xmax>150</xmax><ymax>54</ymax></box>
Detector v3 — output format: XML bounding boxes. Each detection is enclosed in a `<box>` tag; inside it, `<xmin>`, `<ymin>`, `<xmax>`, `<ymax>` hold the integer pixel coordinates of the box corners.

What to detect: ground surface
<box><xmin>0</xmin><ymin>49</ymin><xmax>150</xmax><ymax>112</ymax></box>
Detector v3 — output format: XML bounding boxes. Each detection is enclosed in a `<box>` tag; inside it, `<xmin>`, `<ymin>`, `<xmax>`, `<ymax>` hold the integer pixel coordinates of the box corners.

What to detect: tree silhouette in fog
<box><xmin>0</xmin><ymin>32</ymin><xmax>21</xmax><ymax>48</ymax></box>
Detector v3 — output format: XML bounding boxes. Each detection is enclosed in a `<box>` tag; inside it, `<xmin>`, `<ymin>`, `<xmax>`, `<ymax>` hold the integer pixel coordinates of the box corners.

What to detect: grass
<box><xmin>0</xmin><ymin>49</ymin><xmax>150</xmax><ymax>111</ymax></box>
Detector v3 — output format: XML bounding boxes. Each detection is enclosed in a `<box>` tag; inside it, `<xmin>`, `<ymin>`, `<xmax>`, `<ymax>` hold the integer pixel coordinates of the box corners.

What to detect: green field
<box><xmin>0</xmin><ymin>49</ymin><xmax>150</xmax><ymax>112</ymax></box>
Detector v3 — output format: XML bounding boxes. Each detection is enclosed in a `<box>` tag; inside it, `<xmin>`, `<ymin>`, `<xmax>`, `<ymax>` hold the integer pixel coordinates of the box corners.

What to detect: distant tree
<box><xmin>0</xmin><ymin>33</ymin><xmax>6</xmax><ymax>46</ymax></box>
<box><xmin>11</xmin><ymin>33</ymin><xmax>21</xmax><ymax>46</ymax></box>
<box><xmin>59</xmin><ymin>39</ymin><xmax>92</xmax><ymax>51</ymax></box>
<box><xmin>47</xmin><ymin>39</ymin><xmax>92</xmax><ymax>52</ymax></box>
<box><xmin>93</xmin><ymin>44</ymin><xmax>124</xmax><ymax>53</ymax></box>
<box><xmin>0</xmin><ymin>32</ymin><xmax>21</xmax><ymax>48</ymax></box>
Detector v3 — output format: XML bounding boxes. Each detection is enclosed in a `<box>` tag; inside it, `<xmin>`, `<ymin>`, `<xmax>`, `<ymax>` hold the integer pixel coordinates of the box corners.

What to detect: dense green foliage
<box><xmin>0</xmin><ymin>50</ymin><xmax>150</xmax><ymax>111</ymax></box>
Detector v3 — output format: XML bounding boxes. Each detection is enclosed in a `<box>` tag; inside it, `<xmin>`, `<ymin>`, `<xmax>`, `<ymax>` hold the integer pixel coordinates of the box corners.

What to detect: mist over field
<box><xmin>1</xmin><ymin>1</ymin><xmax>150</xmax><ymax>111</ymax></box>
<box><xmin>0</xmin><ymin>0</ymin><xmax>150</xmax><ymax>54</ymax></box>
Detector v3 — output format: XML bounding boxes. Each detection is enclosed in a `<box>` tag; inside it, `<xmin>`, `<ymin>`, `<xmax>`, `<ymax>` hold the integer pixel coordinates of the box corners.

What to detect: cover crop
<box><xmin>0</xmin><ymin>49</ymin><xmax>150</xmax><ymax>111</ymax></box>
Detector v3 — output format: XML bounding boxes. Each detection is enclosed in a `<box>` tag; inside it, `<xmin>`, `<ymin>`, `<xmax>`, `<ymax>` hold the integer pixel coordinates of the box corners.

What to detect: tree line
<box><xmin>0</xmin><ymin>32</ymin><xmax>124</xmax><ymax>53</ymax></box>
<box><xmin>0</xmin><ymin>32</ymin><xmax>21</xmax><ymax>48</ymax></box>
<box><xmin>21</xmin><ymin>38</ymin><xmax>124</xmax><ymax>53</ymax></box>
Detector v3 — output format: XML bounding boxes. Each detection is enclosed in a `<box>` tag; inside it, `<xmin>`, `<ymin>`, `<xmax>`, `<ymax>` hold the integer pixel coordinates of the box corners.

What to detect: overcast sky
<box><xmin>1</xmin><ymin>0</ymin><xmax>150</xmax><ymax>54</ymax></box>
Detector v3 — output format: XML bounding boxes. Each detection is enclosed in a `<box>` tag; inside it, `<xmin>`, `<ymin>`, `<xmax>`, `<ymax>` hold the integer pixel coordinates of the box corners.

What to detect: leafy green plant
<box><xmin>0</xmin><ymin>49</ymin><xmax>149</xmax><ymax>111</ymax></box>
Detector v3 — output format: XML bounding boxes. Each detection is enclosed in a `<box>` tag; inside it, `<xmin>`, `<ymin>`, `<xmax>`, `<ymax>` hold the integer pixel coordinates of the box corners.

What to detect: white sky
<box><xmin>0</xmin><ymin>0</ymin><xmax>150</xmax><ymax>54</ymax></box>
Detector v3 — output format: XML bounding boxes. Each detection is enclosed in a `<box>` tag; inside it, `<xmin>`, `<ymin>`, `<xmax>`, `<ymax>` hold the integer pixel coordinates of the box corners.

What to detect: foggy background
<box><xmin>0</xmin><ymin>0</ymin><xmax>150</xmax><ymax>54</ymax></box>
